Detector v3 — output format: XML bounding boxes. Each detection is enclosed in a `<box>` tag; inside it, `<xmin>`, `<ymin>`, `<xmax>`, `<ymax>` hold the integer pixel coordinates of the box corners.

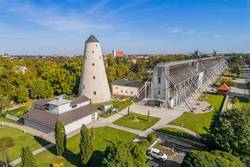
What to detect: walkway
<box><xmin>9</xmin><ymin>143</ymin><xmax>54</xmax><ymax>166</ymax></box>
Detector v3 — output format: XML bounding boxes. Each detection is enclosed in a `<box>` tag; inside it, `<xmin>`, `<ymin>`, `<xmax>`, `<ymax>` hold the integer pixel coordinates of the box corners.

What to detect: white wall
<box><xmin>112</xmin><ymin>85</ymin><xmax>139</xmax><ymax>97</ymax></box>
<box><xmin>65</xmin><ymin>112</ymin><xmax>98</xmax><ymax>134</ymax></box>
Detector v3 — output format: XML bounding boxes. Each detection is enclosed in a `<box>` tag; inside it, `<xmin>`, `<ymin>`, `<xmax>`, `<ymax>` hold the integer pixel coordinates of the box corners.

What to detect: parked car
<box><xmin>148</xmin><ymin>148</ymin><xmax>167</xmax><ymax>161</ymax></box>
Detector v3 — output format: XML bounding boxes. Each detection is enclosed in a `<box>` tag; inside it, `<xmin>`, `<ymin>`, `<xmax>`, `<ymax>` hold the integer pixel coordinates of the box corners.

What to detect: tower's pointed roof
<box><xmin>85</xmin><ymin>35</ymin><xmax>99</xmax><ymax>43</ymax></box>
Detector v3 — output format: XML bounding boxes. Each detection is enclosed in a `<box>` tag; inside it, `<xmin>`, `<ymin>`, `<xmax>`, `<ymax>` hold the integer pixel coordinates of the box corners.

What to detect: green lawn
<box><xmin>169</xmin><ymin>94</ymin><xmax>225</xmax><ymax>135</ymax></box>
<box><xmin>32</xmin><ymin>126</ymin><xmax>137</xmax><ymax>167</ymax></box>
<box><xmin>113</xmin><ymin>113</ymin><xmax>160</xmax><ymax>131</ymax></box>
<box><xmin>157</xmin><ymin>127</ymin><xmax>200</xmax><ymax>142</ymax></box>
<box><xmin>110</xmin><ymin>98</ymin><xmax>133</xmax><ymax>111</ymax></box>
<box><xmin>0</xmin><ymin>126</ymin><xmax>48</xmax><ymax>162</ymax></box>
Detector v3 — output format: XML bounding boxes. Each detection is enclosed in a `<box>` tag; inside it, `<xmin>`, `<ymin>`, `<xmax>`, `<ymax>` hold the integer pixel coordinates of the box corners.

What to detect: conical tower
<box><xmin>79</xmin><ymin>35</ymin><xmax>111</xmax><ymax>103</ymax></box>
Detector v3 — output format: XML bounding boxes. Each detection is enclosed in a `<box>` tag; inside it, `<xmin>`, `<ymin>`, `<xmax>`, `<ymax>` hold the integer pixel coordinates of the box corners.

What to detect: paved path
<box><xmin>0</xmin><ymin>121</ymin><xmax>55</xmax><ymax>143</ymax></box>
<box><xmin>9</xmin><ymin>143</ymin><xmax>54</xmax><ymax>166</ymax></box>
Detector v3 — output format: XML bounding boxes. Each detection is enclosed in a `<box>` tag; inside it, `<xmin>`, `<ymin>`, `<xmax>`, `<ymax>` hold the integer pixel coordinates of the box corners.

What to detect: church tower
<box><xmin>79</xmin><ymin>35</ymin><xmax>111</xmax><ymax>103</ymax></box>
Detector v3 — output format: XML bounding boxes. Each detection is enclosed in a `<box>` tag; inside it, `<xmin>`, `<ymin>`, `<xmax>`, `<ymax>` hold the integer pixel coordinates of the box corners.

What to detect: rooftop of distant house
<box><xmin>112</xmin><ymin>80</ymin><xmax>144</xmax><ymax>88</ymax></box>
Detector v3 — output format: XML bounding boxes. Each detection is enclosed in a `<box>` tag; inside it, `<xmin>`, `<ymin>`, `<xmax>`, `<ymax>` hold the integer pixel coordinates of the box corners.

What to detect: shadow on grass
<box><xmin>34</xmin><ymin>136</ymin><xmax>51</xmax><ymax>147</ymax></box>
<box><xmin>89</xmin><ymin>150</ymin><xmax>104</xmax><ymax>167</ymax></box>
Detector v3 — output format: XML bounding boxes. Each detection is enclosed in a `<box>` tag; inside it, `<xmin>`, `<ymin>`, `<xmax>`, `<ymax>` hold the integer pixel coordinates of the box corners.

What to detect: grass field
<box><xmin>157</xmin><ymin>127</ymin><xmax>200</xmax><ymax>142</ymax></box>
<box><xmin>169</xmin><ymin>94</ymin><xmax>225</xmax><ymax>135</ymax></box>
<box><xmin>113</xmin><ymin>113</ymin><xmax>160</xmax><ymax>131</ymax></box>
<box><xmin>0</xmin><ymin>126</ymin><xmax>48</xmax><ymax>162</ymax></box>
<box><xmin>32</xmin><ymin>126</ymin><xmax>137</xmax><ymax>167</ymax></box>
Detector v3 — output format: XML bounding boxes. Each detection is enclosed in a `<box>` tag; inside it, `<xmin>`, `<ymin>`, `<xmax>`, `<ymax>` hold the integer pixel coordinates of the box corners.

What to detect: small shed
<box><xmin>100</xmin><ymin>103</ymin><xmax>112</xmax><ymax>112</ymax></box>
<box><xmin>218</xmin><ymin>83</ymin><xmax>231</xmax><ymax>91</ymax></box>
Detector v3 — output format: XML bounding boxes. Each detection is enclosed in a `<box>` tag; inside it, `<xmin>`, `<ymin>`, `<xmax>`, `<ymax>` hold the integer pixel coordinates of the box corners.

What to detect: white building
<box><xmin>112</xmin><ymin>80</ymin><xmax>144</xmax><ymax>97</ymax></box>
<box><xmin>23</xmin><ymin>95</ymin><xmax>98</xmax><ymax>135</ymax></box>
<box><xmin>79</xmin><ymin>35</ymin><xmax>111</xmax><ymax>103</ymax></box>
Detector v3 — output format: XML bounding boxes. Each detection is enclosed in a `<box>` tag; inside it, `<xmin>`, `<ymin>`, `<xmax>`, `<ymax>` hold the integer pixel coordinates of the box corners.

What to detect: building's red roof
<box><xmin>218</xmin><ymin>83</ymin><xmax>231</xmax><ymax>91</ymax></box>
<box><xmin>115</xmin><ymin>51</ymin><xmax>124</xmax><ymax>57</ymax></box>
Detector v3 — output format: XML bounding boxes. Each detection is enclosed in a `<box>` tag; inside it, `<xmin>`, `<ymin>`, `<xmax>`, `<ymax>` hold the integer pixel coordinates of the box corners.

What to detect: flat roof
<box><xmin>48</xmin><ymin>98</ymin><xmax>71</xmax><ymax>106</ymax></box>
<box><xmin>112</xmin><ymin>80</ymin><xmax>144</xmax><ymax>88</ymax></box>
<box><xmin>157</xmin><ymin>56</ymin><xmax>223</xmax><ymax>67</ymax></box>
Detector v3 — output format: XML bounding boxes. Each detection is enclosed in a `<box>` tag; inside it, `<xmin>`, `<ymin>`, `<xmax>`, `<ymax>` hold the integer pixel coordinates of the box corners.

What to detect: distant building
<box><xmin>79</xmin><ymin>35</ymin><xmax>111</xmax><ymax>103</ymax></box>
<box><xmin>113</xmin><ymin>49</ymin><xmax>125</xmax><ymax>58</ymax></box>
<box><xmin>23</xmin><ymin>95</ymin><xmax>98</xmax><ymax>134</ymax></box>
<box><xmin>15</xmin><ymin>66</ymin><xmax>28</xmax><ymax>74</ymax></box>
<box><xmin>112</xmin><ymin>80</ymin><xmax>144</xmax><ymax>97</ymax></box>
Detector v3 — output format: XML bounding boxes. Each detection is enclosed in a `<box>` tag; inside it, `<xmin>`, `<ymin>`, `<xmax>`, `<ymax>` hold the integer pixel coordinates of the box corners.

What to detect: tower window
<box><xmin>158</xmin><ymin>91</ymin><xmax>161</xmax><ymax>95</ymax></box>
<box><xmin>158</xmin><ymin>77</ymin><xmax>161</xmax><ymax>84</ymax></box>
<box><xmin>92</xmin><ymin>63</ymin><xmax>95</xmax><ymax>66</ymax></box>
<box><xmin>92</xmin><ymin>51</ymin><xmax>94</xmax><ymax>54</ymax></box>
<box><xmin>93</xmin><ymin>76</ymin><xmax>95</xmax><ymax>79</ymax></box>
<box><xmin>96</xmin><ymin>44</ymin><xmax>98</xmax><ymax>47</ymax></box>
<box><xmin>93</xmin><ymin>91</ymin><xmax>96</xmax><ymax>95</ymax></box>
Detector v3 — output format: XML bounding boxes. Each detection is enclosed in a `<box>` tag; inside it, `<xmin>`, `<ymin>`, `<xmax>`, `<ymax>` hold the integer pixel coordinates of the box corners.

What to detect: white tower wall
<box><xmin>79</xmin><ymin>35</ymin><xmax>111</xmax><ymax>103</ymax></box>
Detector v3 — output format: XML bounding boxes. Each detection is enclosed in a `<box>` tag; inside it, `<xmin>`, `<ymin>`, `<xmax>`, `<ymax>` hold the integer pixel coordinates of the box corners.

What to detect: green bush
<box><xmin>181</xmin><ymin>150</ymin><xmax>243</xmax><ymax>167</ymax></box>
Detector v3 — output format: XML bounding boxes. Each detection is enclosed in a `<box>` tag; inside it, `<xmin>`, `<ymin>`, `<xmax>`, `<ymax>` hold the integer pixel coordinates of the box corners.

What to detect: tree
<box><xmin>208</xmin><ymin>108</ymin><xmax>250</xmax><ymax>161</ymax></box>
<box><xmin>29</xmin><ymin>78</ymin><xmax>53</xmax><ymax>99</ymax></box>
<box><xmin>15</xmin><ymin>86</ymin><xmax>29</xmax><ymax>103</ymax></box>
<box><xmin>181</xmin><ymin>150</ymin><xmax>243</xmax><ymax>167</ymax></box>
<box><xmin>0</xmin><ymin>94</ymin><xmax>11</xmax><ymax>114</ymax></box>
<box><xmin>147</xmin><ymin>132</ymin><xmax>156</xmax><ymax>143</ymax></box>
<box><xmin>20</xmin><ymin>147</ymin><xmax>36</xmax><ymax>167</ymax></box>
<box><xmin>0</xmin><ymin>137</ymin><xmax>14</xmax><ymax>166</ymax></box>
<box><xmin>54</xmin><ymin>121</ymin><xmax>66</xmax><ymax>156</ymax></box>
<box><xmin>102</xmin><ymin>140</ymin><xmax>148</xmax><ymax>167</ymax></box>
<box><xmin>79</xmin><ymin>124</ymin><xmax>93</xmax><ymax>166</ymax></box>
<box><xmin>147</xmin><ymin>110</ymin><xmax>150</xmax><ymax>121</ymax></box>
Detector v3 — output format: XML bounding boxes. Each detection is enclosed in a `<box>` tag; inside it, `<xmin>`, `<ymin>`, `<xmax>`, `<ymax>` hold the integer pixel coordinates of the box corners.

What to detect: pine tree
<box><xmin>54</xmin><ymin>120</ymin><xmax>66</xmax><ymax>156</ymax></box>
<box><xmin>20</xmin><ymin>147</ymin><xmax>36</xmax><ymax>167</ymax></box>
<box><xmin>79</xmin><ymin>124</ymin><xmax>93</xmax><ymax>166</ymax></box>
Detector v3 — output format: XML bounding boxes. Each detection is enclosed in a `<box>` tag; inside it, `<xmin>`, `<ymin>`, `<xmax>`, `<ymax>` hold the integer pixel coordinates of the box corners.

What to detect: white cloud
<box><xmin>167</xmin><ymin>27</ymin><xmax>196</xmax><ymax>35</ymax></box>
<box><xmin>109</xmin><ymin>0</ymin><xmax>149</xmax><ymax>15</ymax></box>
<box><xmin>0</xmin><ymin>1</ymin><xmax>111</xmax><ymax>33</ymax></box>
<box><xmin>35</xmin><ymin>17</ymin><xmax>111</xmax><ymax>33</ymax></box>
<box><xmin>87</xmin><ymin>0</ymin><xmax>111</xmax><ymax>14</ymax></box>
<box><xmin>211</xmin><ymin>35</ymin><xmax>222</xmax><ymax>39</ymax></box>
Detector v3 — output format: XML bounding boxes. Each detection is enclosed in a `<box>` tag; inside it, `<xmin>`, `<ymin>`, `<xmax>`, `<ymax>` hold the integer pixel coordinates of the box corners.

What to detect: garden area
<box><xmin>169</xmin><ymin>94</ymin><xmax>225</xmax><ymax>135</ymax></box>
<box><xmin>30</xmin><ymin>126</ymin><xmax>137</xmax><ymax>167</ymax></box>
<box><xmin>0</xmin><ymin>101</ymin><xmax>34</xmax><ymax>123</ymax></box>
<box><xmin>113</xmin><ymin>113</ymin><xmax>160</xmax><ymax>131</ymax></box>
<box><xmin>157</xmin><ymin>127</ymin><xmax>200</xmax><ymax>142</ymax></box>
<box><xmin>0</xmin><ymin>126</ymin><xmax>48</xmax><ymax>162</ymax></box>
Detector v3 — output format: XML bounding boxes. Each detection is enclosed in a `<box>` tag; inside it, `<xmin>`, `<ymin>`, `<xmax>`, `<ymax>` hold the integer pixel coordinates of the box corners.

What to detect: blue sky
<box><xmin>0</xmin><ymin>0</ymin><xmax>249</xmax><ymax>55</ymax></box>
